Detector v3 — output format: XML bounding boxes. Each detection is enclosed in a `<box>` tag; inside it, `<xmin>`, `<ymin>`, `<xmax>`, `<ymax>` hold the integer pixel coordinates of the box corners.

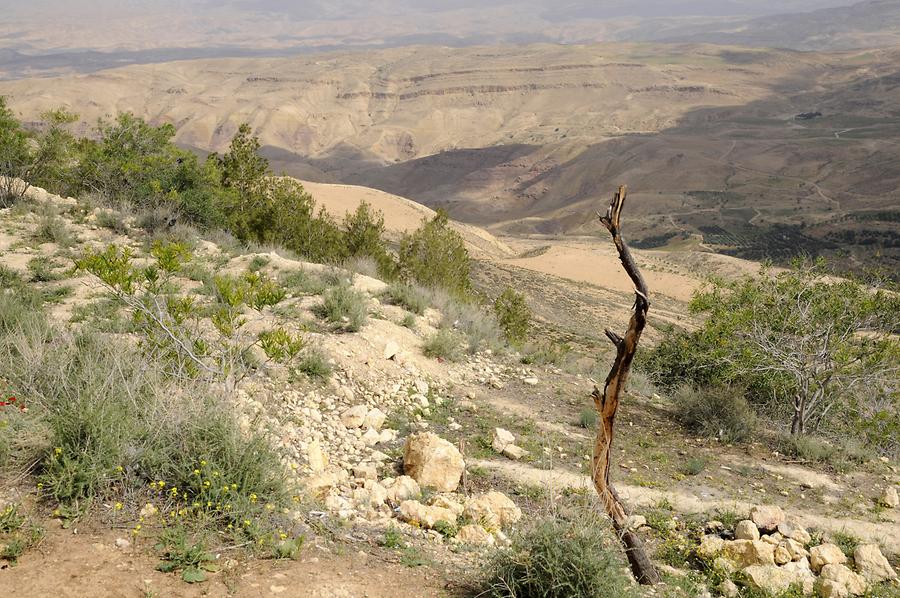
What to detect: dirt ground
<box><xmin>1</xmin><ymin>522</ymin><xmax>456</xmax><ymax>598</ymax></box>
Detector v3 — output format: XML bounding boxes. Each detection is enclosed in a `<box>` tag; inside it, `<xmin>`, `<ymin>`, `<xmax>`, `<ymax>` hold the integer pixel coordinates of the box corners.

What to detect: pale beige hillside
<box><xmin>0</xmin><ymin>43</ymin><xmax>848</xmax><ymax>163</ymax></box>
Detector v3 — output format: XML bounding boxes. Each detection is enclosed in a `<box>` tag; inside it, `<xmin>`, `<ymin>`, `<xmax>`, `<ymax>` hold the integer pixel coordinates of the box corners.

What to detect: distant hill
<box><xmin>1</xmin><ymin>42</ymin><xmax>897</xmax><ymax>274</ymax></box>
<box><xmin>622</xmin><ymin>0</ymin><xmax>900</xmax><ymax>50</ymax></box>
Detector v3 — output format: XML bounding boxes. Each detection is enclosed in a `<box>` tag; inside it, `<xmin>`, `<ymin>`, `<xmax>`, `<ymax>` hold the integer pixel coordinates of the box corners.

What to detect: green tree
<box><xmin>73</xmin><ymin>113</ymin><xmax>228</xmax><ymax>228</ymax></box>
<box><xmin>647</xmin><ymin>260</ymin><xmax>899</xmax><ymax>443</ymax></box>
<box><xmin>494</xmin><ymin>287</ymin><xmax>530</xmax><ymax>345</ymax></box>
<box><xmin>216</xmin><ymin>123</ymin><xmax>269</xmax><ymax>199</ymax></box>
<box><xmin>398</xmin><ymin>210</ymin><xmax>470</xmax><ymax>296</ymax></box>
<box><xmin>343</xmin><ymin>201</ymin><xmax>396</xmax><ymax>278</ymax></box>
<box><xmin>0</xmin><ymin>97</ymin><xmax>76</xmax><ymax>205</ymax></box>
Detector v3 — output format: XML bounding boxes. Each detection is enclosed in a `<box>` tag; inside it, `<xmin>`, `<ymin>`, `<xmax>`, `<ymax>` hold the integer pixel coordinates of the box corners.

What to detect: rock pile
<box><xmin>699</xmin><ymin>505</ymin><xmax>897</xmax><ymax>597</ymax></box>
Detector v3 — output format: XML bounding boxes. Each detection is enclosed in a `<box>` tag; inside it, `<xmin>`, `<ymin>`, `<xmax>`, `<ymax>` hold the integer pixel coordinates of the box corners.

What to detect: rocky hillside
<box><xmin>0</xmin><ymin>183</ymin><xmax>898</xmax><ymax>597</ymax></box>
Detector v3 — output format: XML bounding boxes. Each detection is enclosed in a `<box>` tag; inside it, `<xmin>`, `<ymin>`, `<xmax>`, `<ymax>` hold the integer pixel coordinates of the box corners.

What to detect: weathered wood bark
<box><xmin>591</xmin><ymin>185</ymin><xmax>660</xmax><ymax>585</ymax></box>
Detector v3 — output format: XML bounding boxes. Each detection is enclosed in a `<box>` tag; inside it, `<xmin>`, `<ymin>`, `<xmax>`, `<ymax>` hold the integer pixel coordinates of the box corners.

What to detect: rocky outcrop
<box><xmin>750</xmin><ymin>505</ymin><xmax>785</xmax><ymax>533</ymax></box>
<box><xmin>810</xmin><ymin>543</ymin><xmax>847</xmax><ymax>573</ymax></box>
<box><xmin>853</xmin><ymin>544</ymin><xmax>897</xmax><ymax>583</ymax></box>
<box><xmin>403</xmin><ymin>432</ymin><xmax>465</xmax><ymax>492</ymax></box>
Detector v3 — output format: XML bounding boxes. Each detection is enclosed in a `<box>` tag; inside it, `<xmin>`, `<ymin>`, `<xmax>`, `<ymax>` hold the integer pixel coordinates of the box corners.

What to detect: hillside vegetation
<box><xmin>1</xmin><ymin>102</ymin><xmax>898</xmax><ymax>597</ymax></box>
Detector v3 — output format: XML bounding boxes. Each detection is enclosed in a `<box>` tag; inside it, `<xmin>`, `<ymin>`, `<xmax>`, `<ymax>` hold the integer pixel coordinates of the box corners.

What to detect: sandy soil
<box><xmin>0</xmin><ymin>523</ymin><xmax>454</xmax><ymax>598</ymax></box>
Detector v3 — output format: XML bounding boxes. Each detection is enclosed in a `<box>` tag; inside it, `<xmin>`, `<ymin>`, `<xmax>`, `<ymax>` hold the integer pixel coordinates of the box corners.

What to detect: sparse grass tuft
<box><xmin>95</xmin><ymin>209</ymin><xmax>129</xmax><ymax>234</ymax></box>
<box><xmin>423</xmin><ymin>329</ymin><xmax>463</xmax><ymax>362</ymax></box>
<box><xmin>0</xmin><ymin>300</ymin><xmax>286</xmax><ymax>538</ymax></box>
<box><xmin>400</xmin><ymin>313</ymin><xmax>416</xmax><ymax>329</ymax></box>
<box><xmin>296</xmin><ymin>347</ymin><xmax>332</xmax><ymax>380</ymax></box>
<box><xmin>382</xmin><ymin>282</ymin><xmax>430</xmax><ymax>315</ymax></box>
<box><xmin>280</xmin><ymin>269</ymin><xmax>326</xmax><ymax>296</ymax></box>
<box><xmin>343</xmin><ymin>255</ymin><xmax>379</xmax><ymax>279</ymax></box>
<box><xmin>27</xmin><ymin>256</ymin><xmax>64</xmax><ymax>282</ymax></box>
<box><xmin>678</xmin><ymin>457</ymin><xmax>708</xmax><ymax>476</ymax></box>
<box><xmin>32</xmin><ymin>213</ymin><xmax>74</xmax><ymax>246</ymax></box>
<box><xmin>314</xmin><ymin>283</ymin><xmax>368</xmax><ymax>332</ymax></box>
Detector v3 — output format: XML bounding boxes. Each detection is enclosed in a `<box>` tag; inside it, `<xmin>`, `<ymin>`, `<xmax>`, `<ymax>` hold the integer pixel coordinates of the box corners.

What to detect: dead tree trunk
<box><xmin>591</xmin><ymin>185</ymin><xmax>660</xmax><ymax>585</ymax></box>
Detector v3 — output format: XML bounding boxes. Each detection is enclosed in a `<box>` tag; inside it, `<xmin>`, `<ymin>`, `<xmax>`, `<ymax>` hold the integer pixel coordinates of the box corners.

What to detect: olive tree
<box><xmin>686</xmin><ymin>261</ymin><xmax>899</xmax><ymax>438</ymax></box>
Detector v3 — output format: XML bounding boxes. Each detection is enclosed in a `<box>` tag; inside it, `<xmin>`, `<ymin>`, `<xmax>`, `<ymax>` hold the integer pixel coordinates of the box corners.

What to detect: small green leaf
<box><xmin>181</xmin><ymin>567</ymin><xmax>207</xmax><ymax>583</ymax></box>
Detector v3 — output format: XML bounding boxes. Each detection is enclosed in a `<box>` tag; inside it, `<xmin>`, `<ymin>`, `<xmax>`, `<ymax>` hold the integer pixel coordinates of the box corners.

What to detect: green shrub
<box><xmin>296</xmin><ymin>348</ymin><xmax>332</xmax><ymax>380</ymax></box>
<box><xmin>244</xmin><ymin>272</ymin><xmax>286</xmax><ymax>311</ymax></box>
<box><xmin>398</xmin><ymin>210</ymin><xmax>470</xmax><ymax>297</ymax></box>
<box><xmin>248</xmin><ymin>255</ymin><xmax>270</xmax><ymax>272</ymax></box>
<box><xmin>32</xmin><ymin>213</ymin><xmax>73</xmax><ymax>246</ymax></box>
<box><xmin>777</xmin><ymin>434</ymin><xmax>832</xmax><ymax>462</ymax></box>
<box><xmin>342</xmin><ymin>202</ymin><xmax>396</xmax><ymax>279</ymax></box>
<box><xmin>382</xmin><ymin>282</ymin><xmax>430</xmax><ymax>315</ymax></box>
<box><xmin>423</xmin><ymin>329</ymin><xmax>463</xmax><ymax>362</ymax></box>
<box><xmin>430</xmin><ymin>288</ymin><xmax>504</xmax><ymax>354</ymax></box>
<box><xmin>136</xmin><ymin>206</ymin><xmax>178</xmax><ymax>233</ymax></box>
<box><xmin>0</xmin><ymin>99</ymin><xmax>76</xmax><ymax>205</ymax></box>
<box><xmin>258</xmin><ymin>328</ymin><xmax>304</xmax><ymax>363</ymax></box>
<box><xmin>479</xmin><ymin>518</ymin><xmax>636</xmax><ymax>598</ymax></box>
<box><xmin>673</xmin><ymin>384</ymin><xmax>756</xmax><ymax>443</ymax></box>
<box><xmin>315</xmin><ymin>283</ymin><xmax>368</xmax><ymax>332</ymax></box>
<box><xmin>280</xmin><ymin>269</ymin><xmax>326</xmax><ymax>296</ymax></box>
<box><xmin>678</xmin><ymin>457</ymin><xmax>708</xmax><ymax>476</ymax></box>
<box><xmin>521</xmin><ymin>341</ymin><xmax>571</xmax><ymax>366</ymax></box>
<box><xmin>579</xmin><ymin>408</ymin><xmax>598</xmax><ymax>429</ymax></box>
<box><xmin>27</xmin><ymin>256</ymin><xmax>63</xmax><ymax>282</ymax></box>
<box><xmin>493</xmin><ymin>288</ymin><xmax>530</xmax><ymax>345</ymax></box>
<box><xmin>400</xmin><ymin>313</ymin><xmax>416</xmax><ymax>329</ymax></box>
<box><xmin>95</xmin><ymin>209</ymin><xmax>128</xmax><ymax>234</ymax></box>
<box><xmin>0</xmin><ymin>308</ymin><xmax>286</xmax><ymax>530</ymax></box>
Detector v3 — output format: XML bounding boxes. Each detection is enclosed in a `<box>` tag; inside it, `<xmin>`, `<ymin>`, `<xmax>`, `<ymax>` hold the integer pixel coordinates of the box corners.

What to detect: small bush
<box><xmin>315</xmin><ymin>283</ymin><xmax>368</xmax><ymax>332</ymax></box>
<box><xmin>493</xmin><ymin>288</ymin><xmax>530</xmax><ymax>345</ymax></box>
<box><xmin>673</xmin><ymin>384</ymin><xmax>756</xmax><ymax>443</ymax></box>
<box><xmin>258</xmin><ymin>328</ymin><xmax>304</xmax><ymax>363</ymax></box>
<box><xmin>280</xmin><ymin>269</ymin><xmax>326</xmax><ymax>296</ymax></box>
<box><xmin>27</xmin><ymin>256</ymin><xmax>63</xmax><ymax>282</ymax></box>
<box><xmin>382</xmin><ymin>282</ymin><xmax>430</xmax><ymax>315</ymax></box>
<box><xmin>776</xmin><ymin>434</ymin><xmax>838</xmax><ymax>464</ymax></box>
<box><xmin>296</xmin><ymin>348</ymin><xmax>332</xmax><ymax>380</ymax></box>
<box><xmin>400</xmin><ymin>313</ymin><xmax>416</xmax><ymax>329</ymax></box>
<box><xmin>398</xmin><ymin>210</ymin><xmax>470</xmax><ymax>297</ymax></box>
<box><xmin>430</xmin><ymin>288</ymin><xmax>504</xmax><ymax>354</ymax></box>
<box><xmin>0</xmin><ymin>306</ymin><xmax>286</xmax><ymax>525</ymax></box>
<box><xmin>521</xmin><ymin>341</ymin><xmax>571</xmax><ymax>366</ymax></box>
<box><xmin>423</xmin><ymin>329</ymin><xmax>463</xmax><ymax>362</ymax></box>
<box><xmin>579</xmin><ymin>408</ymin><xmax>598</xmax><ymax>429</ymax></box>
<box><xmin>248</xmin><ymin>255</ymin><xmax>270</xmax><ymax>272</ymax></box>
<box><xmin>678</xmin><ymin>457</ymin><xmax>708</xmax><ymax>476</ymax></box>
<box><xmin>343</xmin><ymin>255</ymin><xmax>380</xmax><ymax>279</ymax></box>
<box><xmin>244</xmin><ymin>272</ymin><xmax>286</xmax><ymax>311</ymax></box>
<box><xmin>479</xmin><ymin>518</ymin><xmax>636</xmax><ymax>598</ymax></box>
<box><xmin>95</xmin><ymin>209</ymin><xmax>128</xmax><ymax>234</ymax></box>
<box><xmin>32</xmin><ymin>213</ymin><xmax>73</xmax><ymax>246</ymax></box>
<box><xmin>136</xmin><ymin>206</ymin><xmax>178</xmax><ymax>233</ymax></box>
